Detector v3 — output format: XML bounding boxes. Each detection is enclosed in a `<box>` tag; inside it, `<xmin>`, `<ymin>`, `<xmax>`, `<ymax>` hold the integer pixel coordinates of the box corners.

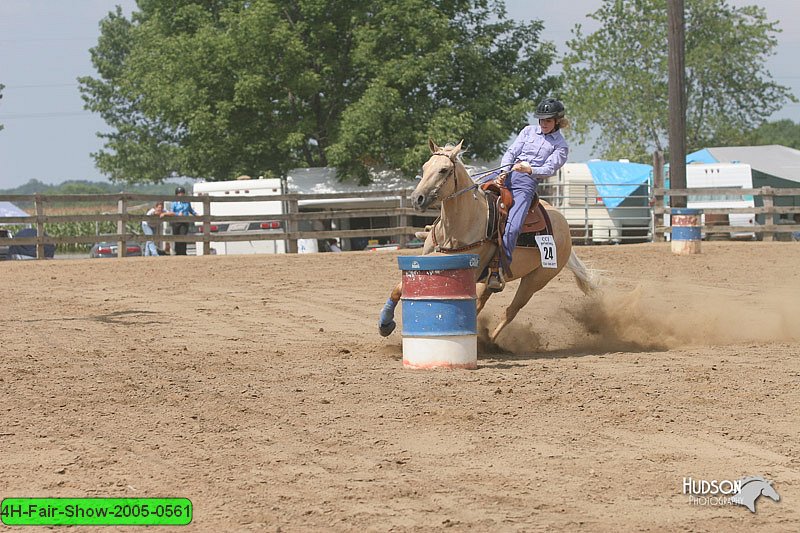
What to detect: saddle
<box><xmin>480</xmin><ymin>176</ymin><xmax>553</xmax><ymax>278</ymax></box>
<box><xmin>480</xmin><ymin>178</ymin><xmax>551</xmax><ymax>236</ymax></box>
<box><xmin>516</xmin><ymin>200</ymin><xmax>552</xmax><ymax>246</ymax></box>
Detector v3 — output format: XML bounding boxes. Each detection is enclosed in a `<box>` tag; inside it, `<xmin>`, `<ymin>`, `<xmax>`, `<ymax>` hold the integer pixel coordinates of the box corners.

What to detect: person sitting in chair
<box><xmin>483</xmin><ymin>97</ymin><xmax>570</xmax><ymax>291</ymax></box>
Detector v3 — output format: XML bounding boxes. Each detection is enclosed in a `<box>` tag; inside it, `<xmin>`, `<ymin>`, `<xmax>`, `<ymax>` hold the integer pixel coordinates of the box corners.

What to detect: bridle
<box><xmin>420</xmin><ymin>152</ymin><xmax>512</xmax><ymax>203</ymax></box>
<box><xmin>421</xmin><ymin>152</ymin><xmax>457</xmax><ymax>202</ymax></box>
<box><xmin>419</xmin><ymin>152</ymin><xmax>513</xmax><ymax>253</ymax></box>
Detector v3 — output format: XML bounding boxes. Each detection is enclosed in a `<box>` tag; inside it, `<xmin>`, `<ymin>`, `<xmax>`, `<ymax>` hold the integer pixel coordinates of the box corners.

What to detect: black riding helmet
<box><xmin>175</xmin><ymin>186</ymin><xmax>186</xmax><ymax>194</ymax></box>
<box><xmin>534</xmin><ymin>98</ymin><xmax>565</xmax><ymax>120</ymax></box>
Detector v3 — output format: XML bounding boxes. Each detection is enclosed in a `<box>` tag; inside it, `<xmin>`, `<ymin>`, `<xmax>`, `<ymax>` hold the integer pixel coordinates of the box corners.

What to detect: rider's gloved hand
<box><xmin>513</xmin><ymin>161</ymin><xmax>532</xmax><ymax>174</ymax></box>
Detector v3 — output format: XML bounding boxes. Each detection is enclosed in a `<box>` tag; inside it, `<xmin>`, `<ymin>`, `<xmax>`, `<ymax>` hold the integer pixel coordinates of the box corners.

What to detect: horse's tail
<box><xmin>566</xmin><ymin>250</ymin><xmax>600</xmax><ymax>295</ymax></box>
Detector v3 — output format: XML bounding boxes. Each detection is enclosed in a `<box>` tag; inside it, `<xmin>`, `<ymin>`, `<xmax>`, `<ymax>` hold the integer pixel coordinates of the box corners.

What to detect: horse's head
<box><xmin>411</xmin><ymin>139</ymin><xmax>464</xmax><ymax>212</ymax></box>
<box><xmin>732</xmin><ymin>477</ymin><xmax>781</xmax><ymax>512</ymax></box>
<box><xmin>760</xmin><ymin>481</ymin><xmax>780</xmax><ymax>502</ymax></box>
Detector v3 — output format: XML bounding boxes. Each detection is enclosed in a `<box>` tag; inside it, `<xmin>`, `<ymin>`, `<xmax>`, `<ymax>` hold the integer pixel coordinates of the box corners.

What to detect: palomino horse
<box><xmin>379</xmin><ymin>139</ymin><xmax>598</xmax><ymax>343</ymax></box>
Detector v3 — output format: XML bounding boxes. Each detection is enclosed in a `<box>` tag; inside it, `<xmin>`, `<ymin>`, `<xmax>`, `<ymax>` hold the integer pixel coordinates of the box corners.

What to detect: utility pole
<box><xmin>667</xmin><ymin>0</ymin><xmax>687</xmax><ymax>208</ymax></box>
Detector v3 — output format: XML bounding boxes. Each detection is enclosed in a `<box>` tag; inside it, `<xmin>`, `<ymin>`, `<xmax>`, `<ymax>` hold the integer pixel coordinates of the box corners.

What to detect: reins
<box><xmin>431</xmin><ymin>228</ymin><xmax>492</xmax><ymax>253</ymax></box>
<box><xmin>441</xmin><ymin>161</ymin><xmax>514</xmax><ymax>201</ymax></box>
<box><xmin>426</xmin><ymin>154</ymin><xmax>512</xmax><ymax>253</ymax></box>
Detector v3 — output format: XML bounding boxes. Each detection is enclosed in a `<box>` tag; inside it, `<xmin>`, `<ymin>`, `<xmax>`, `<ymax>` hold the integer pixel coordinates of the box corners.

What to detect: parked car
<box><xmin>8</xmin><ymin>228</ymin><xmax>56</xmax><ymax>259</ymax></box>
<box><xmin>89</xmin><ymin>241</ymin><xmax>143</xmax><ymax>258</ymax></box>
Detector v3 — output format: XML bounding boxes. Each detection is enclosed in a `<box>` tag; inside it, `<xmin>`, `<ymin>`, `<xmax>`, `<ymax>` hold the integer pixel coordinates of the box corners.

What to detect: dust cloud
<box><xmin>576</xmin><ymin>283</ymin><xmax>800</xmax><ymax>350</ymax></box>
<box><xmin>483</xmin><ymin>282</ymin><xmax>800</xmax><ymax>356</ymax></box>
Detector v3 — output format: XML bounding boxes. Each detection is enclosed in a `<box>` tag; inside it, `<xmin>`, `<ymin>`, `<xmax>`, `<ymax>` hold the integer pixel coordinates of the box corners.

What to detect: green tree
<box><xmin>80</xmin><ymin>7</ymin><xmax>182</xmax><ymax>183</ymax></box>
<box><xmin>328</xmin><ymin>1</ymin><xmax>557</xmax><ymax>181</ymax></box>
<box><xmin>80</xmin><ymin>1</ymin><xmax>559</xmax><ymax>184</ymax></box>
<box><xmin>562</xmin><ymin>0</ymin><xmax>796</xmax><ymax>162</ymax></box>
<box><xmin>748</xmin><ymin>119</ymin><xmax>800</xmax><ymax>150</ymax></box>
<box><xmin>58</xmin><ymin>182</ymin><xmax>115</xmax><ymax>195</ymax></box>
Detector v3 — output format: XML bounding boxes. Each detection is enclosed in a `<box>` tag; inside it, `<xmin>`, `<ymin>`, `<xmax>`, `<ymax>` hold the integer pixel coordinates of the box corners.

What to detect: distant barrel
<box><xmin>671</xmin><ymin>208</ymin><xmax>702</xmax><ymax>255</ymax></box>
<box><xmin>398</xmin><ymin>254</ymin><xmax>479</xmax><ymax>369</ymax></box>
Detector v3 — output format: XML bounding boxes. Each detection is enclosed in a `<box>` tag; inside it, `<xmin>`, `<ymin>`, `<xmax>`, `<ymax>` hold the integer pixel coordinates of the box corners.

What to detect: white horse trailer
<box><xmin>192</xmin><ymin>178</ymin><xmax>286</xmax><ymax>255</ymax></box>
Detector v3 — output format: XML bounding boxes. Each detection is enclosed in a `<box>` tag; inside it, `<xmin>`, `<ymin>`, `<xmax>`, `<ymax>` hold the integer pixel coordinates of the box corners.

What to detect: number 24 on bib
<box><xmin>535</xmin><ymin>235</ymin><xmax>557</xmax><ymax>269</ymax></box>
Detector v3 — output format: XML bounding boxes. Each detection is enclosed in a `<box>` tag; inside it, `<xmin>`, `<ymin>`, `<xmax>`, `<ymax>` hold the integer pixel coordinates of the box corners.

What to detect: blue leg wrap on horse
<box><xmin>379</xmin><ymin>297</ymin><xmax>397</xmax><ymax>336</ymax></box>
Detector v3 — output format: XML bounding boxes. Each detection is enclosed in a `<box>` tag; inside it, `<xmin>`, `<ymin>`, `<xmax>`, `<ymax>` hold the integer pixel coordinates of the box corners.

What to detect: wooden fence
<box><xmin>652</xmin><ymin>186</ymin><xmax>800</xmax><ymax>241</ymax></box>
<box><xmin>3</xmin><ymin>185</ymin><xmax>799</xmax><ymax>259</ymax></box>
<box><xmin>0</xmin><ymin>191</ymin><xmax>433</xmax><ymax>259</ymax></box>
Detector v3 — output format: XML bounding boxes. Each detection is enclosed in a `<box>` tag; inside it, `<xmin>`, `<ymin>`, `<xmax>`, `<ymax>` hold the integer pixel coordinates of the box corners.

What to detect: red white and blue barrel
<box><xmin>671</xmin><ymin>208</ymin><xmax>702</xmax><ymax>255</ymax></box>
<box><xmin>398</xmin><ymin>254</ymin><xmax>479</xmax><ymax>369</ymax></box>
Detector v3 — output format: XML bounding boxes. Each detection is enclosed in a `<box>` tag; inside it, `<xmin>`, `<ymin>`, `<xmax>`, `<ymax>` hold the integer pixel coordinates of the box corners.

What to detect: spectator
<box><xmin>142</xmin><ymin>201</ymin><xmax>172</xmax><ymax>256</ymax></box>
<box><xmin>170</xmin><ymin>187</ymin><xmax>197</xmax><ymax>255</ymax></box>
<box><xmin>328</xmin><ymin>239</ymin><xmax>342</xmax><ymax>253</ymax></box>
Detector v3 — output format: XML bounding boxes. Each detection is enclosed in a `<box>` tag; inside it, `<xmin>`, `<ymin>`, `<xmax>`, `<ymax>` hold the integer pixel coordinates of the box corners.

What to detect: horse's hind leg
<box><xmin>489</xmin><ymin>271</ymin><xmax>553</xmax><ymax>343</ymax></box>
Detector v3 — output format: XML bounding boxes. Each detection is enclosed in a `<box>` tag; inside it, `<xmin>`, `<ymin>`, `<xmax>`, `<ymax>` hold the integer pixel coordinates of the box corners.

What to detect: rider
<box><xmin>485</xmin><ymin>97</ymin><xmax>570</xmax><ymax>291</ymax></box>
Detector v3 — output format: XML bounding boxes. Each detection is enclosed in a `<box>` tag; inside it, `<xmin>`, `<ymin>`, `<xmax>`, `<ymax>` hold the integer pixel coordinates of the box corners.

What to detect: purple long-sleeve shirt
<box><xmin>501</xmin><ymin>124</ymin><xmax>569</xmax><ymax>177</ymax></box>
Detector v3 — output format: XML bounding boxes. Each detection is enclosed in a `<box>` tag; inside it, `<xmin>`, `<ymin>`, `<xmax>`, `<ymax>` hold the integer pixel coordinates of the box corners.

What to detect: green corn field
<box><xmin>5</xmin><ymin>203</ymin><xmax>157</xmax><ymax>254</ymax></box>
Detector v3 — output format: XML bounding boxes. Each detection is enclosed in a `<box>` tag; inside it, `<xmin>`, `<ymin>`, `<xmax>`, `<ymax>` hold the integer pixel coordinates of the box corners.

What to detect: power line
<box><xmin>4</xmin><ymin>83</ymin><xmax>79</xmax><ymax>89</ymax></box>
<box><xmin>0</xmin><ymin>111</ymin><xmax>94</xmax><ymax>119</ymax></box>
<box><xmin>0</xmin><ymin>37</ymin><xmax>96</xmax><ymax>43</ymax></box>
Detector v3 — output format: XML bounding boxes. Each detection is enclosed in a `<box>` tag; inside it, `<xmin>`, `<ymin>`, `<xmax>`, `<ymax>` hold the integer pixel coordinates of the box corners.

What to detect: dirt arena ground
<box><xmin>2</xmin><ymin>242</ymin><xmax>799</xmax><ymax>532</ymax></box>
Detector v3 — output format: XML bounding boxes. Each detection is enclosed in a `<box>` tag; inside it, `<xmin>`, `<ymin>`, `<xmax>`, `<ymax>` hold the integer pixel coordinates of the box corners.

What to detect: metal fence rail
<box><xmin>540</xmin><ymin>182</ymin><xmax>653</xmax><ymax>244</ymax></box>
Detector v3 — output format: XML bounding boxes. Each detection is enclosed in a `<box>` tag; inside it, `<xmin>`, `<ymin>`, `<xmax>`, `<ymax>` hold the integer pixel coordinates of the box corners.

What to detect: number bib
<box><xmin>535</xmin><ymin>235</ymin><xmax>557</xmax><ymax>268</ymax></box>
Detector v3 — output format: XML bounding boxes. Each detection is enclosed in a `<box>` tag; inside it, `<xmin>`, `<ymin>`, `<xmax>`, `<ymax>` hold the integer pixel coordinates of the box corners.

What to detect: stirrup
<box><xmin>487</xmin><ymin>271</ymin><xmax>505</xmax><ymax>293</ymax></box>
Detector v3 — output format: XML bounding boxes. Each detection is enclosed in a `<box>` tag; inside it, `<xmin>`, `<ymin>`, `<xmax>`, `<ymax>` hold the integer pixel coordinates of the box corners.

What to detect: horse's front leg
<box><xmin>475</xmin><ymin>282</ymin><xmax>492</xmax><ymax>315</ymax></box>
<box><xmin>379</xmin><ymin>229</ymin><xmax>435</xmax><ymax>336</ymax></box>
<box><xmin>378</xmin><ymin>281</ymin><xmax>402</xmax><ymax>336</ymax></box>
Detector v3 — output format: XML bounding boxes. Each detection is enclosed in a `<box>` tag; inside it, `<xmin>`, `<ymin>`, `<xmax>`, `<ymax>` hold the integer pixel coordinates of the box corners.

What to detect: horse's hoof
<box><xmin>379</xmin><ymin>321</ymin><xmax>396</xmax><ymax>337</ymax></box>
<box><xmin>487</xmin><ymin>272</ymin><xmax>505</xmax><ymax>293</ymax></box>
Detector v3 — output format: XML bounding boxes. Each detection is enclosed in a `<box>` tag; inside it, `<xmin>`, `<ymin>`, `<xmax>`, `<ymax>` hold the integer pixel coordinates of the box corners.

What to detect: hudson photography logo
<box><xmin>682</xmin><ymin>476</ymin><xmax>781</xmax><ymax>513</ymax></box>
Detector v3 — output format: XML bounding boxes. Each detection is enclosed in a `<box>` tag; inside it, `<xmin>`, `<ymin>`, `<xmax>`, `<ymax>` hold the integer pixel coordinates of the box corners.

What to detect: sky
<box><xmin>0</xmin><ymin>1</ymin><xmax>798</xmax><ymax>189</ymax></box>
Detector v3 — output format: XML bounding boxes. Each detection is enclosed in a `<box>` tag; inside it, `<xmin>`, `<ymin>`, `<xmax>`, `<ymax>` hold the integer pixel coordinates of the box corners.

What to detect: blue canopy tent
<box><xmin>686</xmin><ymin>148</ymin><xmax>718</xmax><ymax>164</ymax></box>
<box><xmin>586</xmin><ymin>161</ymin><xmax>653</xmax><ymax>208</ymax></box>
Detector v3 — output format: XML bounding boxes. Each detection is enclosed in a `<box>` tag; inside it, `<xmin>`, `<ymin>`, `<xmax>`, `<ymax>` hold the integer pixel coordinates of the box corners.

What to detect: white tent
<box><xmin>286</xmin><ymin>168</ymin><xmax>411</xmax><ymax>209</ymax></box>
<box><xmin>285</xmin><ymin>164</ymin><xmax>494</xmax><ymax>209</ymax></box>
<box><xmin>0</xmin><ymin>201</ymin><xmax>30</xmax><ymax>222</ymax></box>
<box><xmin>688</xmin><ymin>145</ymin><xmax>800</xmax><ymax>185</ymax></box>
